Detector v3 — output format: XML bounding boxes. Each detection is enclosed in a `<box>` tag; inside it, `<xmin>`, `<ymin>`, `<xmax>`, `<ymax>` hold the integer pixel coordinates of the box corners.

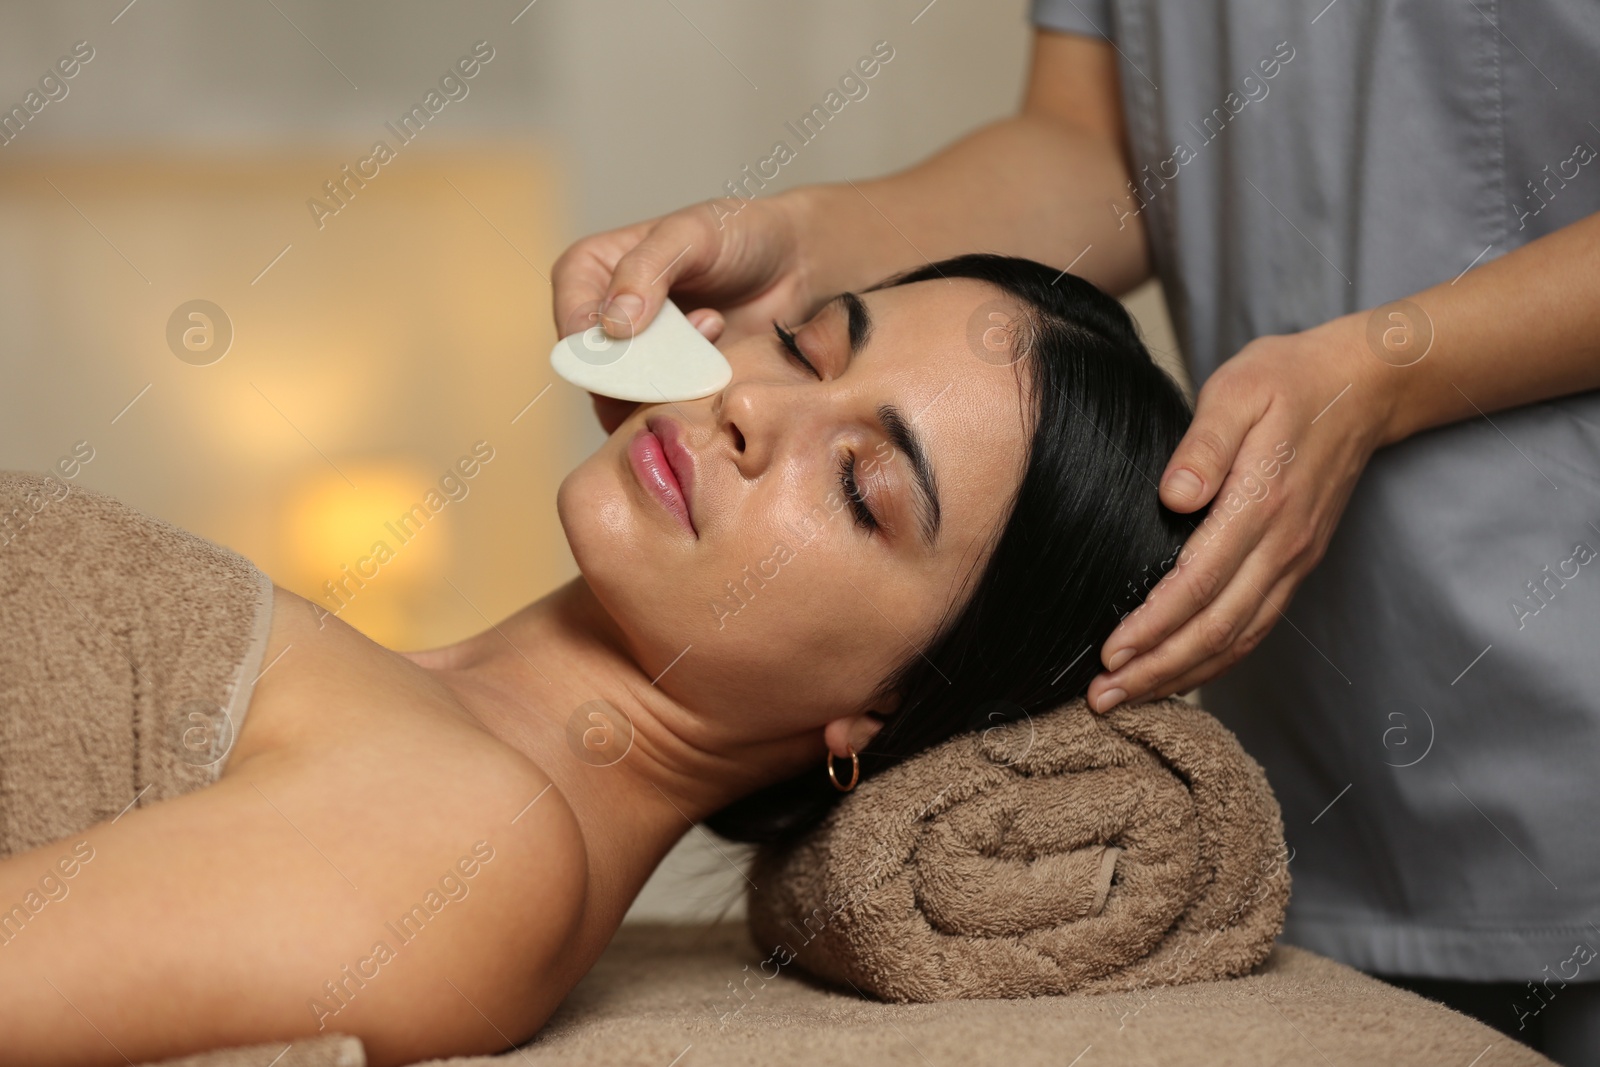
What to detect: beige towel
<box><xmin>412</xmin><ymin>923</ymin><xmax>1555</xmax><ymax>1067</ymax></box>
<box><xmin>748</xmin><ymin>696</ymin><xmax>1292</xmax><ymax>1001</ymax></box>
<box><xmin>134</xmin><ymin>924</ymin><xmax>1555</xmax><ymax>1067</ymax></box>
<box><xmin>142</xmin><ymin>1035</ymin><xmax>364</xmax><ymax>1067</ymax></box>
<box><xmin>0</xmin><ymin>470</ymin><xmax>275</xmax><ymax>855</ymax></box>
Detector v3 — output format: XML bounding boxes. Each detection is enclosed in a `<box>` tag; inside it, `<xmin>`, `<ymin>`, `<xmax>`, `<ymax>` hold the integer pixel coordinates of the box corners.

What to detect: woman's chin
<box><xmin>557</xmin><ymin>462</ymin><xmax>653</xmax><ymax>593</ymax></box>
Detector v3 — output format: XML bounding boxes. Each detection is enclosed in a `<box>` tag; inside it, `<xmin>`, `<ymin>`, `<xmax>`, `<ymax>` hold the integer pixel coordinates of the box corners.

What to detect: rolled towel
<box><xmin>747</xmin><ymin>696</ymin><xmax>1291</xmax><ymax>1001</ymax></box>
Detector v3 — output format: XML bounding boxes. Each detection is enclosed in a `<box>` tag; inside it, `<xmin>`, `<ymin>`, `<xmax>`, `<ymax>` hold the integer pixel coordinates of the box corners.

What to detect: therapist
<box><xmin>552</xmin><ymin>2</ymin><xmax>1600</xmax><ymax>1059</ymax></box>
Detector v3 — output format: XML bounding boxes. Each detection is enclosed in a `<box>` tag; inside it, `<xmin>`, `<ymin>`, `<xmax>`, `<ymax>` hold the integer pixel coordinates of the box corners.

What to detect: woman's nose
<box><xmin>716</xmin><ymin>375</ymin><xmax>818</xmax><ymax>476</ymax></box>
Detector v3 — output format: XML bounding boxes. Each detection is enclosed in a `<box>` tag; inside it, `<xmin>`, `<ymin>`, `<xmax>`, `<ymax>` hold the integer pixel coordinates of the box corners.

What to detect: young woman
<box><xmin>0</xmin><ymin>253</ymin><xmax>1198</xmax><ymax>1066</ymax></box>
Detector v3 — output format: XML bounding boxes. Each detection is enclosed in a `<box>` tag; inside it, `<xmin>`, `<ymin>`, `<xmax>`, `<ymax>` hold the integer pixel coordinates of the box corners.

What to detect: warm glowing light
<box><xmin>280</xmin><ymin>460</ymin><xmax>455</xmax><ymax>647</ymax></box>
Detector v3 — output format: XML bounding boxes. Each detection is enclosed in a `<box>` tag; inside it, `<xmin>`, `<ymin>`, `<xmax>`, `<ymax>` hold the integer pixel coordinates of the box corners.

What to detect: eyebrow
<box><xmin>831</xmin><ymin>292</ymin><xmax>942</xmax><ymax>548</ymax></box>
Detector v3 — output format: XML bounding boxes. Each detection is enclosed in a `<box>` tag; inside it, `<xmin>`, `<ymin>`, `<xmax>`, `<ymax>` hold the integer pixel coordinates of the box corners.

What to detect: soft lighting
<box><xmin>282</xmin><ymin>460</ymin><xmax>451</xmax><ymax>639</ymax></box>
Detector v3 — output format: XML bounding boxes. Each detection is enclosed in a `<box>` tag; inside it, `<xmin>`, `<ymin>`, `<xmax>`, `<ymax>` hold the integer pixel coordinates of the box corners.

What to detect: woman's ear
<box><xmin>824</xmin><ymin>711</ymin><xmax>885</xmax><ymax>759</ymax></box>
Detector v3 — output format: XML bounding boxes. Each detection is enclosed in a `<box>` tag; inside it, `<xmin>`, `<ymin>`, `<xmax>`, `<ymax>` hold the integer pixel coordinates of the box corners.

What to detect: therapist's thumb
<box><xmin>1159</xmin><ymin>394</ymin><xmax>1253</xmax><ymax>513</ymax></box>
<box><xmin>599</xmin><ymin>214</ymin><xmax>713</xmax><ymax>338</ymax></box>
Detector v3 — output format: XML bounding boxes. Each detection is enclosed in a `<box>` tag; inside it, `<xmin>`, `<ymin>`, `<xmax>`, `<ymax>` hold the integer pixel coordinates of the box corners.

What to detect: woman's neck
<box><xmin>400</xmin><ymin>577</ymin><xmax>820</xmax><ymax>917</ymax></box>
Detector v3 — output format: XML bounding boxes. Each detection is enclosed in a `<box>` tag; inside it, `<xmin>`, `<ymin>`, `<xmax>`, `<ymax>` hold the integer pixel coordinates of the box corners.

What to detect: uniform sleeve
<box><xmin>1028</xmin><ymin>0</ymin><xmax>1113</xmax><ymax>38</ymax></box>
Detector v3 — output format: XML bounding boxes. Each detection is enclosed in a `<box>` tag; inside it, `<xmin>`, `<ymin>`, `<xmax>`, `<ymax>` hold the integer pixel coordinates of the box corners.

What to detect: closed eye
<box><xmin>773</xmin><ymin>321</ymin><xmax>821</xmax><ymax>379</ymax></box>
<box><xmin>773</xmin><ymin>320</ymin><xmax>881</xmax><ymax>536</ymax></box>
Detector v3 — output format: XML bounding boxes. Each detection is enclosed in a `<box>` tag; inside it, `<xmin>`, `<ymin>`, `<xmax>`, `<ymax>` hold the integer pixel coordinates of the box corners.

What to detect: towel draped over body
<box><xmin>0</xmin><ymin>470</ymin><xmax>275</xmax><ymax>859</ymax></box>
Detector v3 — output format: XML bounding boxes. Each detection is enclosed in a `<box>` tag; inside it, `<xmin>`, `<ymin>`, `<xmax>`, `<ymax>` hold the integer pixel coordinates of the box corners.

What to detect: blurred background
<box><xmin>0</xmin><ymin>0</ymin><xmax>1184</xmax><ymax>921</ymax></box>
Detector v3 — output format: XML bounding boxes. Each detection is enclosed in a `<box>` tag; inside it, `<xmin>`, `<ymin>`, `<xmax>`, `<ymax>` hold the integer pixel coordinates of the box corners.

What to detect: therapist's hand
<box><xmin>551</xmin><ymin>194</ymin><xmax>818</xmax><ymax>434</ymax></box>
<box><xmin>1086</xmin><ymin>311</ymin><xmax>1398</xmax><ymax>712</ymax></box>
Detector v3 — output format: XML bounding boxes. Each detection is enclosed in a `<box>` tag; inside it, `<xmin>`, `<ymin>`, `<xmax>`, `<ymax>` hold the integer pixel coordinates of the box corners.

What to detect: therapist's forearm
<box><xmin>1373</xmin><ymin>211</ymin><xmax>1600</xmax><ymax>447</ymax></box>
<box><xmin>772</xmin><ymin>32</ymin><xmax>1153</xmax><ymax>304</ymax></box>
<box><xmin>782</xmin><ymin>114</ymin><xmax>1152</xmax><ymax>302</ymax></box>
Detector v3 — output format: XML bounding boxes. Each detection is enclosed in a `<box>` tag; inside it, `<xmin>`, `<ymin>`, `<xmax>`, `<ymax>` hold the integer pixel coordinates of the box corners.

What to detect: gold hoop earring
<box><xmin>827</xmin><ymin>746</ymin><xmax>859</xmax><ymax>792</ymax></box>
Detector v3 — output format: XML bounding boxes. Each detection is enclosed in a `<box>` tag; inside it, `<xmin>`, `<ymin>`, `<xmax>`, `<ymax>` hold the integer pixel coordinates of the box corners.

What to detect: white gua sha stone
<box><xmin>550</xmin><ymin>297</ymin><xmax>732</xmax><ymax>403</ymax></box>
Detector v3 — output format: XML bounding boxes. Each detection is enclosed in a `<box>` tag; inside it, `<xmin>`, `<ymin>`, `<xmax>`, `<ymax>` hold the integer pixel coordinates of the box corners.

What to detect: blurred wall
<box><xmin>0</xmin><ymin>0</ymin><xmax>1182</xmax><ymax>921</ymax></box>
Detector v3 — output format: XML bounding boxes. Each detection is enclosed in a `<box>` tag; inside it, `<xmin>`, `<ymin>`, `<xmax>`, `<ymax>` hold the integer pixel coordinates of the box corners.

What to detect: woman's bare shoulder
<box><xmin>228</xmin><ymin>585</ymin><xmax>595</xmax><ymax>1056</ymax></box>
<box><xmin>0</xmin><ymin>724</ymin><xmax>590</xmax><ymax>1064</ymax></box>
<box><xmin>0</xmin><ymin>583</ymin><xmax>592</xmax><ymax>1065</ymax></box>
<box><xmin>234</xmin><ymin>709</ymin><xmax>594</xmax><ymax>1062</ymax></box>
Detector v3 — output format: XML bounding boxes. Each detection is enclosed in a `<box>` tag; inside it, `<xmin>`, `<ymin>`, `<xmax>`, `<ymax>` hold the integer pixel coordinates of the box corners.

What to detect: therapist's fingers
<box><xmin>685</xmin><ymin>306</ymin><xmax>726</xmax><ymax>342</ymax></box>
<box><xmin>551</xmin><ymin>210</ymin><xmax>733</xmax><ymax>340</ymax></box>
<box><xmin>1087</xmin><ymin>536</ymin><xmax>1302</xmax><ymax>711</ymax></box>
<box><xmin>1157</xmin><ymin>368</ymin><xmax>1267</xmax><ymax>513</ymax></box>
<box><xmin>554</xmin><ymin>195</ymin><xmax>810</xmax><ymax>358</ymax></box>
<box><xmin>551</xmin><ymin>217</ymin><xmax>657</xmax><ymax>338</ymax></box>
<box><xmin>1118</xmin><ymin>567</ymin><xmax>1306</xmax><ymax>704</ymax></box>
<box><xmin>1099</xmin><ymin>436</ymin><xmax>1281</xmax><ymax>671</ymax></box>
<box><xmin>596</xmin><ymin>211</ymin><xmax>728</xmax><ymax>338</ymax></box>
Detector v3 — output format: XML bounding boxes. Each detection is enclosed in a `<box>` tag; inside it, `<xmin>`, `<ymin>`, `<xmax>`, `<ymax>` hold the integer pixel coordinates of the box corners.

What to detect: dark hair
<box><xmin>704</xmin><ymin>252</ymin><xmax>1201</xmax><ymax>845</ymax></box>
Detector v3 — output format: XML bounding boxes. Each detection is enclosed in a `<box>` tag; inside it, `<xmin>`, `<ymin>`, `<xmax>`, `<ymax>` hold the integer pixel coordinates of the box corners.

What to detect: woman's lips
<box><xmin>650</xmin><ymin>414</ymin><xmax>696</xmax><ymax>509</ymax></box>
<box><xmin>627</xmin><ymin>427</ymin><xmax>697</xmax><ymax>536</ymax></box>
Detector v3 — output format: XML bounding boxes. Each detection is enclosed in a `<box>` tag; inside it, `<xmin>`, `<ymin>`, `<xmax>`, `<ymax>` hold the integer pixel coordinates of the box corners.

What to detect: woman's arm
<box><xmin>0</xmin><ymin>739</ymin><xmax>586</xmax><ymax>1067</ymax></box>
<box><xmin>1086</xmin><ymin>209</ymin><xmax>1600</xmax><ymax>711</ymax></box>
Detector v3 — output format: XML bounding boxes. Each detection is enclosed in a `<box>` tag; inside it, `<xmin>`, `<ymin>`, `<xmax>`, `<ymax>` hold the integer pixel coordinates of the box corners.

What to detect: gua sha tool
<box><xmin>550</xmin><ymin>298</ymin><xmax>733</xmax><ymax>403</ymax></box>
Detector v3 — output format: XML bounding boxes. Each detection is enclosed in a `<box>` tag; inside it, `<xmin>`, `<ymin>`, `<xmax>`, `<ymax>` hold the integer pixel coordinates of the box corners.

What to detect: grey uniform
<box><xmin>1029</xmin><ymin>0</ymin><xmax>1600</xmax><ymax>980</ymax></box>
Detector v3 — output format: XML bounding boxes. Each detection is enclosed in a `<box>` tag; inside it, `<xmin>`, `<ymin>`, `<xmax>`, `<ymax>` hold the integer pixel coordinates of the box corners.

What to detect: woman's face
<box><xmin>558</xmin><ymin>277</ymin><xmax>1034</xmax><ymax>735</ymax></box>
